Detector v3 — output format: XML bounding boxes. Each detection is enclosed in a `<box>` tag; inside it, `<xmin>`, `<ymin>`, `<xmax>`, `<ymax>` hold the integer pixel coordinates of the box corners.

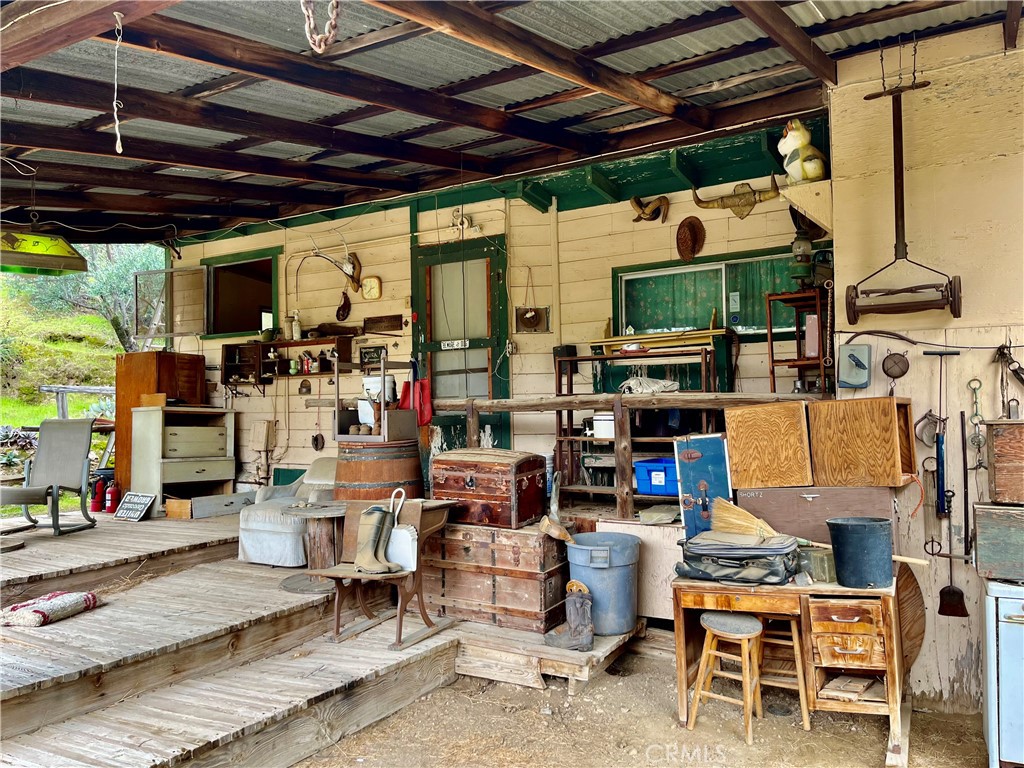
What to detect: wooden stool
<box><xmin>758</xmin><ymin>618</ymin><xmax>811</xmax><ymax>731</ymax></box>
<box><xmin>687</xmin><ymin>610</ymin><xmax>763</xmax><ymax>745</ymax></box>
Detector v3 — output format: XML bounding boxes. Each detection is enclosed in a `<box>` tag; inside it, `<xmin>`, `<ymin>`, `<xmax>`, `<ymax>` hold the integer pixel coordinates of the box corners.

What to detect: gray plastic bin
<box><xmin>567</xmin><ymin>532</ymin><xmax>641</xmax><ymax>635</ymax></box>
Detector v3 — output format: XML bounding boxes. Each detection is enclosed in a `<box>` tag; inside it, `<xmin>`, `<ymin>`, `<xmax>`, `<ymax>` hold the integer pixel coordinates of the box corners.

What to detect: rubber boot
<box><xmin>353</xmin><ymin>507</ymin><xmax>390</xmax><ymax>574</ymax></box>
<box><xmin>374</xmin><ymin>507</ymin><xmax>403</xmax><ymax>573</ymax></box>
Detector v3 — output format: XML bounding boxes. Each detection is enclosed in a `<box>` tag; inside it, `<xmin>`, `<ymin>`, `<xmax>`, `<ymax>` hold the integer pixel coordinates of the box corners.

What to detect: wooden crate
<box><xmin>734</xmin><ymin>486</ymin><xmax>896</xmax><ymax>544</ymax></box>
<box><xmin>985</xmin><ymin>420</ymin><xmax>1024</xmax><ymax>504</ymax></box>
<box><xmin>975</xmin><ymin>503</ymin><xmax>1024</xmax><ymax>580</ymax></box>
<box><xmin>421</xmin><ymin>522</ymin><xmax>569</xmax><ymax>633</ymax></box>
<box><xmin>808</xmin><ymin>397</ymin><xmax>915</xmax><ymax>487</ymax></box>
<box><xmin>724</xmin><ymin>401</ymin><xmax>812</xmax><ymax>488</ymax></box>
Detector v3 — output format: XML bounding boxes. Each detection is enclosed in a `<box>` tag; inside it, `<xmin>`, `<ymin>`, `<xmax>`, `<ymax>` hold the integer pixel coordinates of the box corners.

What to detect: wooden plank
<box><xmin>0</xmin><ymin>0</ymin><xmax>179</xmax><ymax>72</ymax></box>
<box><xmin>986</xmin><ymin>420</ymin><xmax>1024</xmax><ymax>503</ymax></box>
<box><xmin>724</xmin><ymin>401</ymin><xmax>813</xmax><ymax>487</ymax></box>
<box><xmin>974</xmin><ymin>504</ymin><xmax>1024</xmax><ymax>581</ymax></box>
<box><xmin>1</xmin><ymin>188</ymin><xmax>276</xmax><ymax>220</ymax></box>
<box><xmin>732</xmin><ymin>1</ymin><xmax>837</xmax><ymax>84</ymax></box>
<box><xmin>455</xmin><ymin>643</ymin><xmax>546</xmax><ymax>689</ymax></box>
<box><xmin>107</xmin><ymin>16</ymin><xmax>592</xmax><ymax>155</ymax></box>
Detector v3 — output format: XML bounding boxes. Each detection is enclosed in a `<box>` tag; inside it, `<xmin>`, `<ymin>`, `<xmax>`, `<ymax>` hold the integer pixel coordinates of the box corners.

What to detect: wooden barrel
<box><xmin>334</xmin><ymin>440</ymin><xmax>424</xmax><ymax>502</ymax></box>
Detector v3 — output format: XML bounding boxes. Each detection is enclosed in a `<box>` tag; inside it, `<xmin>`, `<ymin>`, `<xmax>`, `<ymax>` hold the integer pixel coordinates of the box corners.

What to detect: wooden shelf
<box><xmin>561</xmin><ymin>485</ymin><xmax>675</xmax><ymax>502</ymax></box>
<box><xmin>772</xmin><ymin>357</ymin><xmax>824</xmax><ymax>368</ymax></box>
<box><xmin>268</xmin><ymin>335</ymin><xmax>353</xmax><ymax>350</ymax></box>
<box><xmin>555</xmin><ymin>435</ymin><xmax>682</xmax><ymax>444</ymax></box>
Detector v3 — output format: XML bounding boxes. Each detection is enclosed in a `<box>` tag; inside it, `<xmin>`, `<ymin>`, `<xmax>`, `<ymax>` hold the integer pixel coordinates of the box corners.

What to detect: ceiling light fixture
<box><xmin>0</xmin><ymin>230</ymin><xmax>89</xmax><ymax>276</ymax></box>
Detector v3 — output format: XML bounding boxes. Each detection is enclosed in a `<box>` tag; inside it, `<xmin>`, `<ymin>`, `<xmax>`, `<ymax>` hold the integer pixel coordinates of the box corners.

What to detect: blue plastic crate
<box><xmin>635</xmin><ymin>457</ymin><xmax>679</xmax><ymax>496</ymax></box>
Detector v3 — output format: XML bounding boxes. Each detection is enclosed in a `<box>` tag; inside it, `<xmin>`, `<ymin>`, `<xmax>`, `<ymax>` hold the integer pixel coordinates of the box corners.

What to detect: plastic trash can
<box><xmin>567</xmin><ymin>532</ymin><xmax>641</xmax><ymax>635</ymax></box>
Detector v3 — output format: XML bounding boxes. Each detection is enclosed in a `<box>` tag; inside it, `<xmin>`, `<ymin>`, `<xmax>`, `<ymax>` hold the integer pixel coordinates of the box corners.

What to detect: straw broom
<box><xmin>711</xmin><ymin>497</ymin><xmax>928</xmax><ymax>567</ymax></box>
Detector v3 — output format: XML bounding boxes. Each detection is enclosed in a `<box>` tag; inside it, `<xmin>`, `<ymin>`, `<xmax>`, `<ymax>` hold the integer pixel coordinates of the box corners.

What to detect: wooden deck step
<box><xmin>1</xmin><ymin>619</ymin><xmax>458</xmax><ymax>768</ymax></box>
<box><xmin>452</xmin><ymin>618</ymin><xmax>646</xmax><ymax>695</ymax></box>
<box><xmin>0</xmin><ymin>560</ymin><xmax>387</xmax><ymax>739</ymax></box>
<box><xmin>1</xmin><ymin>514</ymin><xmax>241</xmax><ymax>606</ymax></box>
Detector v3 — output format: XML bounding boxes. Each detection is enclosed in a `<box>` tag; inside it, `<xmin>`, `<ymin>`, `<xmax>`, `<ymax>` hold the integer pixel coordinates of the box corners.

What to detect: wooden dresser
<box><xmin>673</xmin><ymin>577</ymin><xmax>911</xmax><ymax>767</ymax></box>
<box><xmin>130</xmin><ymin>406</ymin><xmax>235</xmax><ymax>502</ymax></box>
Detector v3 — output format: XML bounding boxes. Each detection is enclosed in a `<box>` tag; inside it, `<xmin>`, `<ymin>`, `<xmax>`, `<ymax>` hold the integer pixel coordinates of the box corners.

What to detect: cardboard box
<box><xmin>165</xmin><ymin>499</ymin><xmax>192</xmax><ymax>519</ymax></box>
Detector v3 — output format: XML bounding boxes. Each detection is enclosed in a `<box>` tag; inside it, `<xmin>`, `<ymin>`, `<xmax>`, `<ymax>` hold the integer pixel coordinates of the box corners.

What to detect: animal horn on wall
<box><xmin>630</xmin><ymin>195</ymin><xmax>670</xmax><ymax>223</ymax></box>
<box><xmin>691</xmin><ymin>176</ymin><xmax>780</xmax><ymax>220</ymax></box>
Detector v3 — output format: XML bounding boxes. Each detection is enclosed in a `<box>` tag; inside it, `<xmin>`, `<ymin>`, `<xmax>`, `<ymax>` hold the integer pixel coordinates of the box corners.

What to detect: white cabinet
<box><xmin>131</xmin><ymin>406</ymin><xmax>236</xmax><ymax>501</ymax></box>
<box><xmin>984</xmin><ymin>579</ymin><xmax>1024</xmax><ymax>767</ymax></box>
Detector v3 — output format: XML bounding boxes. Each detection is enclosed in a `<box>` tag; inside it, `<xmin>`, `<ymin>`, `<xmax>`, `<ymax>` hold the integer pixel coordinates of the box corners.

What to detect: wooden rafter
<box><xmin>0</xmin><ymin>211</ymin><xmax>209</xmax><ymax>240</ymax></box>
<box><xmin>100</xmin><ymin>16</ymin><xmax>593</xmax><ymax>154</ymax></box>
<box><xmin>0</xmin><ymin>0</ymin><xmax>179</xmax><ymax>72</ymax></box>
<box><xmin>1006</xmin><ymin>1</ymin><xmax>1023</xmax><ymax>48</ymax></box>
<box><xmin>24</xmin><ymin>162</ymin><xmax>344</xmax><ymax>207</ymax></box>
<box><xmin>0</xmin><ymin>189</ymin><xmax>276</xmax><ymax>220</ymax></box>
<box><xmin>366</xmin><ymin>0</ymin><xmax>712</xmax><ymax>130</ymax></box>
<box><xmin>1</xmin><ymin>122</ymin><xmax>418</xmax><ymax>193</ymax></box>
<box><xmin>1</xmin><ymin>69</ymin><xmax>497</xmax><ymax>175</ymax></box>
<box><xmin>733</xmin><ymin>1</ymin><xmax>837</xmax><ymax>85</ymax></box>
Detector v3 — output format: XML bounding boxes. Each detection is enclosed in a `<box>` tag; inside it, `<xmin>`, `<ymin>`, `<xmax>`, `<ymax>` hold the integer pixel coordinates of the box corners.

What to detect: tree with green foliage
<box><xmin>5</xmin><ymin>243</ymin><xmax>164</xmax><ymax>352</ymax></box>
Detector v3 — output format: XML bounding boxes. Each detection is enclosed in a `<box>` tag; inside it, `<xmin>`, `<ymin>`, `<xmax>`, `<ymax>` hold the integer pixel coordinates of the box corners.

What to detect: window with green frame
<box><xmin>614</xmin><ymin>244</ymin><xmax>832</xmax><ymax>338</ymax></box>
<box><xmin>200</xmin><ymin>246</ymin><xmax>281</xmax><ymax>339</ymax></box>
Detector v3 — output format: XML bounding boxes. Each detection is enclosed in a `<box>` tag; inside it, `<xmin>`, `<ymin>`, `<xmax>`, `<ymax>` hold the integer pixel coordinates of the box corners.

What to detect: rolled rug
<box><xmin>1</xmin><ymin>591</ymin><xmax>101</xmax><ymax>627</ymax></box>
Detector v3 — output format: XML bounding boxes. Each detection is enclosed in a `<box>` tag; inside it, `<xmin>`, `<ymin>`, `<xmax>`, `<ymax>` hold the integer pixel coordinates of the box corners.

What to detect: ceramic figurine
<box><xmin>777</xmin><ymin>119</ymin><xmax>827</xmax><ymax>183</ymax></box>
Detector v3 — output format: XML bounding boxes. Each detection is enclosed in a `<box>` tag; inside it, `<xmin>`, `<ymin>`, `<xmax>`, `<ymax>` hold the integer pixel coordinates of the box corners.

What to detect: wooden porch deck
<box><xmin>1</xmin><ymin>513</ymin><xmax>241</xmax><ymax>605</ymax></box>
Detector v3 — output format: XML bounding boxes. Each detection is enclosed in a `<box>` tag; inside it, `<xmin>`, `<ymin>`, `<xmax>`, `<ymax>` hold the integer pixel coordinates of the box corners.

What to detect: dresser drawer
<box><xmin>163</xmin><ymin>458</ymin><xmax>235</xmax><ymax>484</ymax></box>
<box><xmin>677</xmin><ymin>592</ymin><xmax>801</xmax><ymax>615</ymax></box>
<box><xmin>163</xmin><ymin>427</ymin><xmax>228</xmax><ymax>458</ymax></box>
<box><xmin>813</xmin><ymin>633</ymin><xmax>886</xmax><ymax>669</ymax></box>
<box><xmin>809</xmin><ymin>599</ymin><xmax>883</xmax><ymax>635</ymax></box>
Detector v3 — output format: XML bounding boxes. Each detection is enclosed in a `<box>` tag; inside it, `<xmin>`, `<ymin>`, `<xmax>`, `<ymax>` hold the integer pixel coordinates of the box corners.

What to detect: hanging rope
<box><xmin>300</xmin><ymin>0</ymin><xmax>342</xmax><ymax>55</ymax></box>
<box><xmin>112</xmin><ymin>11</ymin><xmax>125</xmax><ymax>154</ymax></box>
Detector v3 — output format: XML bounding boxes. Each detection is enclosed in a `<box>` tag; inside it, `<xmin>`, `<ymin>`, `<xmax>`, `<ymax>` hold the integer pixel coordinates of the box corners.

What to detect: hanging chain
<box><xmin>911</xmin><ymin>33</ymin><xmax>919</xmax><ymax>86</ymax></box>
<box><xmin>878</xmin><ymin>43</ymin><xmax>887</xmax><ymax>91</ymax></box>
<box><xmin>822</xmin><ymin>279</ymin><xmax>834</xmax><ymax>369</ymax></box>
<box><xmin>895</xmin><ymin>35</ymin><xmax>903</xmax><ymax>89</ymax></box>
<box><xmin>300</xmin><ymin>0</ymin><xmax>341</xmax><ymax>55</ymax></box>
<box><xmin>967</xmin><ymin>378</ymin><xmax>987</xmax><ymax>467</ymax></box>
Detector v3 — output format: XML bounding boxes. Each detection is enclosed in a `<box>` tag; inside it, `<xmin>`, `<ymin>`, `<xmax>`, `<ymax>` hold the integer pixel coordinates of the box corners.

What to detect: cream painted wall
<box><xmin>830</xmin><ymin>27</ymin><xmax>1023</xmax><ymax>713</ymax></box>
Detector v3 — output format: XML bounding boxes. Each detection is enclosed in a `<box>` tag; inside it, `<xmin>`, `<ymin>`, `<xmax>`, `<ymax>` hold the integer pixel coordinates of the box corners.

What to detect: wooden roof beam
<box><xmin>732</xmin><ymin>1</ymin><xmax>837</xmax><ymax>85</ymax></box>
<box><xmin>2</xmin><ymin>68</ymin><xmax>497</xmax><ymax>175</ymax></box>
<box><xmin>0</xmin><ymin>189</ymin><xmax>277</xmax><ymax>220</ymax></box>
<box><xmin>366</xmin><ymin>0</ymin><xmax>712</xmax><ymax>130</ymax></box>
<box><xmin>1006</xmin><ymin>1</ymin><xmax>1022</xmax><ymax>48</ymax></box>
<box><xmin>0</xmin><ymin>121</ymin><xmax>412</xmax><ymax>193</ymax></box>
<box><xmin>0</xmin><ymin>0</ymin><xmax>179</xmax><ymax>72</ymax></box>
<box><xmin>24</xmin><ymin>161</ymin><xmax>344</xmax><ymax>208</ymax></box>
<box><xmin>1</xmin><ymin>211</ymin><xmax>210</xmax><ymax>242</ymax></box>
<box><xmin>101</xmin><ymin>16</ymin><xmax>593</xmax><ymax>155</ymax></box>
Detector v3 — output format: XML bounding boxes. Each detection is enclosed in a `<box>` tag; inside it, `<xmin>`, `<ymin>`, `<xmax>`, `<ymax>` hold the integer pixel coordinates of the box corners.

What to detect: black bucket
<box><xmin>826</xmin><ymin>517</ymin><xmax>893</xmax><ymax>588</ymax></box>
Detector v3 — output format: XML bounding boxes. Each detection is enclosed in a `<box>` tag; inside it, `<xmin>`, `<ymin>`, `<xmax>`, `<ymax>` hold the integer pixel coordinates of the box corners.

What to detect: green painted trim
<box><xmin>760</xmin><ymin>131</ymin><xmax>786</xmax><ymax>175</ymax></box>
<box><xmin>199</xmin><ymin>245</ymin><xmax>283</xmax><ymax>266</ymax></box>
<box><xmin>517</xmin><ymin>181</ymin><xmax>552</xmax><ymax>214</ymax></box>
<box><xmin>668</xmin><ymin>149</ymin><xmax>700</xmax><ymax>188</ymax></box>
<box><xmin>585</xmin><ymin>167</ymin><xmax>620</xmax><ymax>203</ymax></box>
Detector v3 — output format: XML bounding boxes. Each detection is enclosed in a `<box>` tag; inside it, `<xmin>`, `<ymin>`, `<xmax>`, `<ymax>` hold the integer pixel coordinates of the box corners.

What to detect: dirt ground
<box><xmin>295</xmin><ymin>652</ymin><xmax>985</xmax><ymax>768</ymax></box>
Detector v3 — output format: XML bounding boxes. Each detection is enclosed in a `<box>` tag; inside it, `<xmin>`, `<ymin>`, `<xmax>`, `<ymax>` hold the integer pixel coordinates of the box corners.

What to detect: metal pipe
<box><xmin>892</xmin><ymin>92</ymin><xmax>907</xmax><ymax>261</ymax></box>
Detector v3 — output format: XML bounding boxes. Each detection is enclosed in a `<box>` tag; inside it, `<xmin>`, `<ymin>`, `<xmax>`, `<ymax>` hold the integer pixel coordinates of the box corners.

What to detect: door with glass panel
<box><xmin>412</xmin><ymin>237</ymin><xmax>510</xmax><ymax>450</ymax></box>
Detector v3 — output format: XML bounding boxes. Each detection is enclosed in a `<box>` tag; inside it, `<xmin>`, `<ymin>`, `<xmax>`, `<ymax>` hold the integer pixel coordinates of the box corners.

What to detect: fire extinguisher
<box><xmin>90</xmin><ymin>478</ymin><xmax>105</xmax><ymax>513</ymax></box>
<box><xmin>105</xmin><ymin>480</ymin><xmax>121</xmax><ymax>513</ymax></box>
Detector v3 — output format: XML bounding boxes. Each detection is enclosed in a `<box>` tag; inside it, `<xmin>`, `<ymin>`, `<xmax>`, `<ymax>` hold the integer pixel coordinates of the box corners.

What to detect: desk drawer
<box><xmin>813</xmin><ymin>633</ymin><xmax>886</xmax><ymax>669</ymax></box>
<box><xmin>809</xmin><ymin>599</ymin><xmax>883</xmax><ymax>635</ymax></box>
<box><xmin>163</xmin><ymin>427</ymin><xmax>228</xmax><ymax>458</ymax></box>
<box><xmin>678</xmin><ymin>592</ymin><xmax>800</xmax><ymax>615</ymax></box>
<box><xmin>163</xmin><ymin>458</ymin><xmax>235</xmax><ymax>484</ymax></box>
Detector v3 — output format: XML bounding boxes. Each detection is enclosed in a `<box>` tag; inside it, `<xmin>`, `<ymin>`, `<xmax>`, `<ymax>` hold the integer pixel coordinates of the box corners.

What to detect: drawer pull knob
<box><xmin>1005</xmin><ymin>614</ymin><xmax>1024</xmax><ymax>624</ymax></box>
<box><xmin>832</xmin><ymin>647</ymin><xmax>864</xmax><ymax>655</ymax></box>
<box><xmin>168</xmin><ymin>448</ymin><xmax>178</xmax><ymax>452</ymax></box>
<box><xmin>800</xmin><ymin>494</ymin><xmax>820</xmax><ymax>501</ymax></box>
<box><xmin>195</xmin><ymin>468</ymin><xmax>206</xmax><ymax>474</ymax></box>
<box><xmin>830</xmin><ymin>615</ymin><xmax>860</xmax><ymax>623</ymax></box>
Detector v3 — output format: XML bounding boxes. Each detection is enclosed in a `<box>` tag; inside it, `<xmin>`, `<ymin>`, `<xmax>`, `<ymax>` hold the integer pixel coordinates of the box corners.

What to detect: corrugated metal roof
<box><xmin>471</xmin><ymin>138</ymin><xmax>538</xmax><ymax>158</ymax></box>
<box><xmin>315</xmin><ymin>152</ymin><xmax>394</xmax><ymax>170</ymax></box>
<box><xmin>207</xmin><ymin>79</ymin><xmax>364</xmax><ymax>122</ymax></box>
<box><xmin>690</xmin><ymin>69</ymin><xmax>817</xmax><ymax>106</ymax></box>
<box><xmin>342</xmin><ymin>112</ymin><xmax>439</xmax><ymax>138</ymax></box>
<box><xmin>526</xmin><ymin>93</ymin><xmax>628</xmax><ymax>124</ymax></box>
<box><xmin>341</xmin><ymin>34</ymin><xmax>516</xmax><ymax>91</ymax></box>
<box><xmin>599</xmin><ymin>18</ymin><xmax>767</xmax><ymax>74</ymax></box>
<box><xmin>163</xmin><ymin>0</ymin><xmax>404</xmax><ymax>52</ymax></box>
<box><xmin>18</xmin><ymin>151</ymin><xmax>145</xmax><ymax>171</ymax></box>
<box><xmin>652</xmin><ymin>48</ymin><xmax>796</xmax><ymax>94</ymax></box>
<box><xmin>1</xmin><ymin>98</ymin><xmax>103</xmax><ymax>128</ymax></box>
<box><xmin>502</xmin><ymin>1</ymin><xmax>729</xmax><ymax>50</ymax></box>
<box><xmin>815</xmin><ymin>1</ymin><xmax>1007</xmax><ymax>52</ymax></box>
<box><xmin>458</xmin><ymin>72</ymin><xmax>579</xmax><ymax>110</ymax></box>
<box><xmin>237</xmin><ymin>140</ymin><xmax>319</xmax><ymax>160</ymax></box>
<box><xmin>409</xmin><ymin>127</ymin><xmax>501</xmax><ymax>149</ymax></box>
<box><xmin>570</xmin><ymin>108</ymin><xmax>660</xmax><ymax>134</ymax></box>
<box><xmin>115</xmin><ymin>119</ymin><xmax>245</xmax><ymax>148</ymax></box>
<box><xmin>28</xmin><ymin>39</ymin><xmax>231</xmax><ymax>94</ymax></box>
<box><xmin>155</xmin><ymin>167</ymin><xmax>239</xmax><ymax>181</ymax></box>
<box><xmin>787</xmin><ymin>0</ymin><xmax>900</xmax><ymax>26</ymax></box>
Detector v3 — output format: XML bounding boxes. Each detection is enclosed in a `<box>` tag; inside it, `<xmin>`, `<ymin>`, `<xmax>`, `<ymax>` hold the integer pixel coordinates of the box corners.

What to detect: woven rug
<box><xmin>1</xmin><ymin>591</ymin><xmax>101</xmax><ymax>627</ymax></box>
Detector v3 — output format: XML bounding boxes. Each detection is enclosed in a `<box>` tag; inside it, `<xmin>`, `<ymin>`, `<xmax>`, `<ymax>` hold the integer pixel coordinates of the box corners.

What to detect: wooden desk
<box><xmin>672</xmin><ymin>577</ymin><xmax>909</xmax><ymax>767</ymax></box>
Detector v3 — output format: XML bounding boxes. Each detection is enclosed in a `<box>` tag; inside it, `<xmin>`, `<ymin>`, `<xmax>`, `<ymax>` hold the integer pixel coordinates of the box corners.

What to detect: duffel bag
<box><xmin>674</xmin><ymin>531</ymin><xmax>799</xmax><ymax>585</ymax></box>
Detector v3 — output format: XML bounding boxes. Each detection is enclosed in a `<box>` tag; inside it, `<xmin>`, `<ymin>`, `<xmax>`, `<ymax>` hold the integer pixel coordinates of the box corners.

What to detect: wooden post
<box><xmin>613</xmin><ymin>394</ymin><xmax>633</xmax><ymax>519</ymax></box>
<box><xmin>305</xmin><ymin>517</ymin><xmax>339</xmax><ymax>577</ymax></box>
<box><xmin>466</xmin><ymin>399</ymin><xmax>480</xmax><ymax>448</ymax></box>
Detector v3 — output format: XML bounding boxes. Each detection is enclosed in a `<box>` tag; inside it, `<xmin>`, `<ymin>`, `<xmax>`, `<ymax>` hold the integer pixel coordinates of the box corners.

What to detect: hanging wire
<box><xmin>112</xmin><ymin>11</ymin><xmax>125</xmax><ymax>154</ymax></box>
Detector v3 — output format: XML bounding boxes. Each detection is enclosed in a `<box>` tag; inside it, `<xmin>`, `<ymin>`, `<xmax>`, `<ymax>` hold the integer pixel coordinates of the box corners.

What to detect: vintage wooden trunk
<box><xmin>430</xmin><ymin>448</ymin><xmax>545</xmax><ymax>529</ymax></box>
<box><xmin>985</xmin><ymin>420</ymin><xmax>1024</xmax><ymax>504</ymax></box>
<box><xmin>734</xmin><ymin>486</ymin><xmax>896</xmax><ymax>544</ymax></box>
<box><xmin>421</xmin><ymin>522</ymin><xmax>569</xmax><ymax>632</ymax></box>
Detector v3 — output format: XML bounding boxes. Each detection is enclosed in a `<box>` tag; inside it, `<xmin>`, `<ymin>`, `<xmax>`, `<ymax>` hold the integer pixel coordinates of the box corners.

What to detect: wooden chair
<box><xmin>758</xmin><ymin>617</ymin><xmax>812</xmax><ymax>731</ymax></box>
<box><xmin>687</xmin><ymin>610</ymin><xmax>763</xmax><ymax>745</ymax></box>
<box><xmin>307</xmin><ymin>498</ymin><xmax>457</xmax><ymax>650</ymax></box>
